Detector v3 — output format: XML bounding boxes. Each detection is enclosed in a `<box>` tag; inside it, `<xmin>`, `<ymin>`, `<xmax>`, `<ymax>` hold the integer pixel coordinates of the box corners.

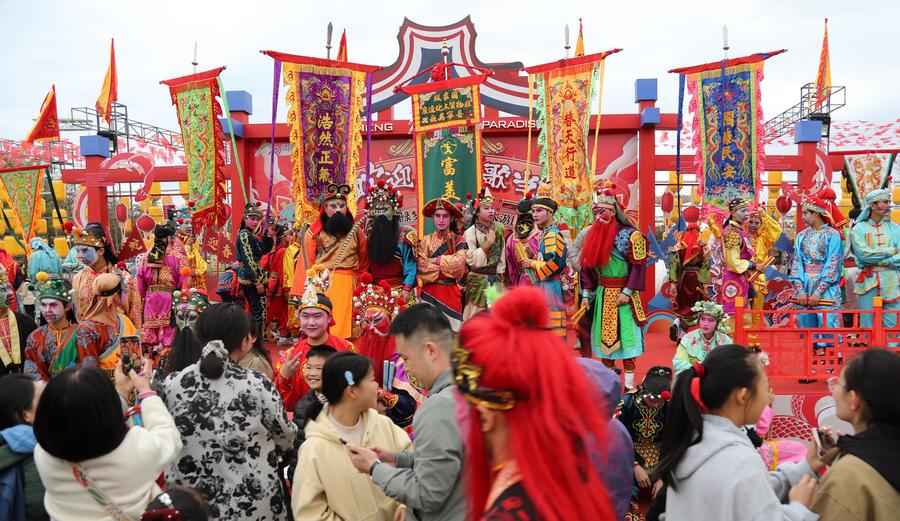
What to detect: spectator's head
<box><xmin>0</xmin><ymin>374</ymin><xmax>44</xmax><ymax>429</ymax></box>
<box><xmin>195</xmin><ymin>303</ymin><xmax>254</xmax><ymax>379</ymax></box>
<box><xmin>142</xmin><ymin>485</ymin><xmax>212</xmax><ymax>521</ymax></box>
<box><xmin>388</xmin><ymin>303</ymin><xmax>453</xmax><ymax>390</ymax></box>
<box><xmin>832</xmin><ymin>348</ymin><xmax>900</xmax><ymax>430</ymax></box>
<box><xmin>305</xmin><ymin>352</ymin><xmax>376</xmax><ymax>422</ymax></box>
<box><xmin>33</xmin><ymin>367</ymin><xmax>126</xmax><ymax>462</ymax></box>
<box><xmin>655</xmin><ymin>345</ymin><xmax>765</xmax><ymax>488</ymax></box>
<box><xmin>304</xmin><ymin>345</ymin><xmax>338</xmax><ymax>392</ymax></box>
<box><xmin>456</xmin><ymin>287</ymin><xmax>615</xmax><ymax>520</ymax></box>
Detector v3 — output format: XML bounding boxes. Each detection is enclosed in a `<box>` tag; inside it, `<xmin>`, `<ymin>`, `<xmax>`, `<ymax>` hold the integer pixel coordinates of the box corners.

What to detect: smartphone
<box><xmin>811</xmin><ymin>428</ymin><xmax>823</xmax><ymax>454</ymax></box>
<box><xmin>120</xmin><ymin>336</ymin><xmax>143</xmax><ymax>372</ymax></box>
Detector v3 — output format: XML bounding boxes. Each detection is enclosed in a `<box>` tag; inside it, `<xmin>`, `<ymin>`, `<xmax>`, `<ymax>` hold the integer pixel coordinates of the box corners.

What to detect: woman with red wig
<box><xmin>454</xmin><ymin>286</ymin><xmax>618</xmax><ymax>520</ymax></box>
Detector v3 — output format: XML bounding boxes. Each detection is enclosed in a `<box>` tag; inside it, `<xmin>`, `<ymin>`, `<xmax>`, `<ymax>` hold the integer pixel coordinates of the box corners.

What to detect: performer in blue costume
<box><xmin>850</xmin><ymin>188</ymin><xmax>900</xmax><ymax>328</ymax></box>
<box><xmin>236</xmin><ymin>202</ymin><xmax>275</xmax><ymax>331</ymax></box>
<box><xmin>526</xmin><ymin>183</ymin><xmax>568</xmax><ymax>337</ymax></box>
<box><xmin>790</xmin><ymin>194</ymin><xmax>843</xmax><ymax>331</ymax></box>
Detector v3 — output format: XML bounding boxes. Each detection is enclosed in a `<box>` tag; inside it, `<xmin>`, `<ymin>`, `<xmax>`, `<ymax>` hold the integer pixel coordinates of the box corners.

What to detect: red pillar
<box><xmin>80</xmin><ymin>139</ymin><xmax>111</xmax><ymax>227</ymax></box>
<box><xmin>635</xmin><ymin>78</ymin><xmax>659</xmax><ymax>302</ymax></box>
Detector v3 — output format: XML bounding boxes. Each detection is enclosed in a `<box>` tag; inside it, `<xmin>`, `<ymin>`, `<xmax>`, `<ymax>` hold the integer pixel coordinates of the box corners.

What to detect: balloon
<box><xmin>136</xmin><ymin>214</ymin><xmax>156</xmax><ymax>233</ymax></box>
<box><xmin>115</xmin><ymin>203</ymin><xmax>127</xmax><ymax>224</ymax></box>
<box><xmin>775</xmin><ymin>196</ymin><xmax>792</xmax><ymax>216</ymax></box>
<box><xmin>661</xmin><ymin>191</ymin><xmax>675</xmax><ymax>214</ymax></box>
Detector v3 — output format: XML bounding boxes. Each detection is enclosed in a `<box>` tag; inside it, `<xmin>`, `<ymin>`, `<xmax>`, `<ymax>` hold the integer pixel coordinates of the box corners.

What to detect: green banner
<box><xmin>416</xmin><ymin>128</ymin><xmax>482</xmax><ymax>236</ymax></box>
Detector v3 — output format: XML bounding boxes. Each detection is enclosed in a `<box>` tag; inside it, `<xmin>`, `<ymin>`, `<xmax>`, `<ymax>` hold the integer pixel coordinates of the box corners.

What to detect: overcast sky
<box><xmin>1</xmin><ymin>0</ymin><xmax>897</xmax><ymax>140</ymax></box>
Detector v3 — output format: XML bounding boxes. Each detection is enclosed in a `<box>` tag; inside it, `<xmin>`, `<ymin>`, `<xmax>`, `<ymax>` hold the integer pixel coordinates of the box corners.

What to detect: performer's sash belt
<box><xmin>471</xmin><ymin>267</ymin><xmax>498</xmax><ymax>276</ymax></box>
<box><xmin>598</xmin><ymin>276</ymin><xmax>628</xmax><ymax>288</ymax></box>
<box><xmin>435</xmin><ymin>278</ymin><xmax>458</xmax><ymax>285</ymax></box>
<box><xmin>857</xmin><ymin>265</ymin><xmax>895</xmax><ymax>283</ymax></box>
<box><xmin>803</xmin><ymin>264</ymin><xmax>824</xmax><ymax>275</ymax></box>
<box><xmin>148</xmin><ymin>285</ymin><xmax>174</xmax><ymax>293</ymax></box>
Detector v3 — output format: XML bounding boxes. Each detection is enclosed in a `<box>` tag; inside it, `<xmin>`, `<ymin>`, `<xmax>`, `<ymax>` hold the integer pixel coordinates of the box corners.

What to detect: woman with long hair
<box><xmin>0</xmin><ymin>375</ymin><xmax>47</xmax><ymax>520</ymax></box>
<box><xmin>292</xmin><ymin>351</ymin><xmax>412</xmax><ymax>521</ymax></box>
<box><xmin>812</xmin><ymin>348</ymin><xmax>900</xmax><ymax>519</ymax></box>
<box><xmin>654</xmin><ymin>344</ymin><xmax>819</xmax><ymax>520</ymax></box>
<box><xmin>161</xmin><ymin>303</ymin><xmax>296</xmax><ymax>521</ymax></box>
<box><xmin>455</xmin><ymin>286</ymin><xmax>617</xmax><ymax>520</ymax></box>
<box><xmin>238</xmin><ymin>318</ymin><xmax>275</xmax><ymax>380</ymax></box>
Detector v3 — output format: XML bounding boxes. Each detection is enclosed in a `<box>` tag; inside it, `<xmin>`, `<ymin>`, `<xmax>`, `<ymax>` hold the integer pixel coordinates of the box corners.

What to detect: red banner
<box><xmin>24</xmin><ymin>86</ymin><xmax>59</xmax><ymax>143</ymax></box>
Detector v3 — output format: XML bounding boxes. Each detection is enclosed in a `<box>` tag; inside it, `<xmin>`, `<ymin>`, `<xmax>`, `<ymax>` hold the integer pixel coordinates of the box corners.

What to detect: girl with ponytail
<box><xmin>160</xmin><ymin>303</ymin><xmax>297</xmax><ymax>521</ymax></box>
<box><xmin>653</xmin><ymin>344</ymin><xmax>820</xmax><ymax>520</ymax></box>
<box><xmin>455</xmin><ymin>286</ymin><xmax>617</xmax><ymax>520</ymax></box>
<box><xmin>292</xmin><ymin>352</ymin><xmax>412</xmax><ymax>521</ymax></box>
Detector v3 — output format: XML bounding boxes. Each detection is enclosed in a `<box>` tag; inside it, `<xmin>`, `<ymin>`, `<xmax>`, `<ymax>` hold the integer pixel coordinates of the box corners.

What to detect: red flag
<box><xmin>96</xmin><ymin>39</ymin><xmax>118</xmax><ymax>123</ymax></box>
<box><xmin>814</xmin><ymin>19</ymin><xmax>831</xmax><ymax>110</ymax></box>
<box><xmin>336</xmin><ymin>29</ymin><xmax>348</xmax><ymax>62</ymax></box>
<box><xmin>24</xmin><ymin>85</ymin><xmax>59</xmax><ymax>143</ymax></box>
<box><xmin>117</xmin><ymin>224</ymin><xmax>147</xmax><ymax>261</ymax></box>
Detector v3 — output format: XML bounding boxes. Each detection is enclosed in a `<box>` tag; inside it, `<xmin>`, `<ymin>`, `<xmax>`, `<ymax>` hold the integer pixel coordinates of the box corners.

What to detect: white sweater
<box><xmin>34</xmin><ymin>395</ymin><xmax>183</xmax><ymax>521</ymax></box>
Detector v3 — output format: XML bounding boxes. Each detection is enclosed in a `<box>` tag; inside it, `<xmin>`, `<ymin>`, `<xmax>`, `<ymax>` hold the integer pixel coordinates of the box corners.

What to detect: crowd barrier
<box><xmin>731</xmin><ymin>296</ymin><xmax>900</xmax><ymax>381</ymax></box>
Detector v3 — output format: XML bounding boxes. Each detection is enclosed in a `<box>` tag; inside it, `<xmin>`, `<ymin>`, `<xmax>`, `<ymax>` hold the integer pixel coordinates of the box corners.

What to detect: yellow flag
<box><xmin>575</xmin><ymin>18</ymin><xmax>585</xmax><ymax>57</ymax></box>
<box><xmin>814</xmin><ymin>19</ymin><xmax>831</xmax><ymax>110</ymax></box>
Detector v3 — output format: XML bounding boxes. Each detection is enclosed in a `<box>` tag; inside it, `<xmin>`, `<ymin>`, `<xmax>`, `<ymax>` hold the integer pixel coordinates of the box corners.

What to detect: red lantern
<box><xmin>683</xmin><ymin>206</ymin><xmax>701</xmax><ymax>224</ymax></box>
<box><xmin>775</xmin><ymin>196</ymin><xmax>792</xmax><ymax>216</ymax></box>
<box><xmin>661</xmin><ymin>191</ymin><xmax>675</xmax><ymax>214</ymax></box>
<box><xmin>115</xmin><ymin>203</ymin><xmax>128</xmax><ymax>224</ymax></box>
<box><xmin>136</xmin><ymin>214</ymin><xmax>156</xmax><ymax>233</ymax></box>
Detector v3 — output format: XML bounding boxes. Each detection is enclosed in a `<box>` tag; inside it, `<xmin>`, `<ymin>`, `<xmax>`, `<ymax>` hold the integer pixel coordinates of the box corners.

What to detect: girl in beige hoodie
<box><xmin>292</xmin><ymin>352</ymin><xmax>412</xmax><ymax>521</ymax></box>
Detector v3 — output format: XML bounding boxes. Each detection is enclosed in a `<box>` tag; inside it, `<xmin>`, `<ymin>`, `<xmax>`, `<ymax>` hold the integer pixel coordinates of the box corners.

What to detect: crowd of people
<box><xmin>0</xmin><ymin>178</ymin><xmax>897</xmax><ymax>521</ymax></box>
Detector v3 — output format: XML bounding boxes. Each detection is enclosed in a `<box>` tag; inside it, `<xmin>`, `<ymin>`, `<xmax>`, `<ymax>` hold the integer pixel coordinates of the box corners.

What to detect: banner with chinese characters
<box><xmin>415</xmin><ymin>129</ymin><xmax>482</xmax><ymax>235</ymax></box>
<box><xmin>525</xmin><ymin>50</ymin><xmax>620</xmax><ymax>230</ymax></box>
<box><xmin>844</xmin><ymin>153</ymin><xmax>894</xmax><ymax>204</ymax></box>
<box><xmin>400</xmin><ymin>73</ymin><xmax>489</xmax><ymax>236</ymax></box>
<box><xmin>0</xmin><ymin>165</ymin><xmax>47</xmax><ymax>249</ymax></box>
<box><xmin>411</xmin><ymin>83</ymin><xmax>482</xmax><ymax>132</ymax></box>
<box><xmin>264</xmin><ymin>52</ymin><xmax>379</xmax><ymax>224</ymax></box>
<box><xmin>671</xmin><ymin>51</ymin><xmax>784</xmax><ymax>213</ymax></box>
<box><xmin>161</xmin><ymin>67</ymin><xmax>228</xmax><ymax>231</ymax></box>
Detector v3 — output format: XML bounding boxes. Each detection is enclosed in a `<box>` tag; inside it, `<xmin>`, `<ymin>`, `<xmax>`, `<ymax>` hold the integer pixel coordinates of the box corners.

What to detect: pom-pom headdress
<box><xmin>70</xmin><ymin>223</ymin><xmax>107</xmax><ymax>249</ymax></box>
<box><xmin>242</xmin><ymin>201</ymin><xmax>263</xmax><ymax>219</ymax></box>
<box><xmin>691</xmin><ymin>300</ymin><xmax>729</xmax><ymax>333</ymax></box>
<box><xmin>727</xmin><ymin>197</ymin><xmax>751</xmax><ymax>214</ymax></box>
<box><xmin>300</xmin><ymin>264</ymin><xmax>333</xmax><ymax>313</ymax></box>
<box><xmin>639</xmin><ymin>365</ymin><xmax>674</xmax><ymax>402</ymax></box>
<box><xmin>33</xmin><ymin>272</ymin><xmax>73</xmax><ymax>304</ymax></box>
<box><xmin>352</xmin><ymin>272</ymin><xmax>405</xmax><ymax>329</ymax></box>
<box><xmin>473</xmin><ymin>187</ymin><xmax>496</xmax><ymax>209</ymax></box>
<box><xmin>172</xmin><ymin>288</ymin><xmax>210</xmax><ymax>329</ymax></box>
<box><xmin>367</xmin><ymin>179</ymin><xmax>401</xmax><ymax>218</ymax></box>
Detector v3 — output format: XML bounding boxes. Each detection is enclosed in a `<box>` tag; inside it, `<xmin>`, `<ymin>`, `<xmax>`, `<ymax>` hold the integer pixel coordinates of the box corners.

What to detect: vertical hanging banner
<box><xmin>524</xmin><ymin>49</ymin><xmax>621</xmax><ymax>230</ymax></box>
<box><xmin>0</xmin><ymin>165</ymin><xmax>48</xmax><ymax>249</ymax></box>
<box><xmin>844</xmin><ymin>153</ymin><xmax>894</xmax><ymax>204</ymax></box>
<box><xmin>670</xmin><ymin>50</ymin><xmax>785</xmax><ymax>213</ymax></box>
<box><xmin>160</xmin><ymin>67</ymin><xmax>228</xmax><ymax>231</ymax></box>
<box><xmin>399</xmin><ymin>71</ymin><xmax>490</xmax><ymax>236</ymax></box>
<box><xmin>262</xmin><ymin>51</ymin><xmax>379</xmax><ymax>224</ymax></box>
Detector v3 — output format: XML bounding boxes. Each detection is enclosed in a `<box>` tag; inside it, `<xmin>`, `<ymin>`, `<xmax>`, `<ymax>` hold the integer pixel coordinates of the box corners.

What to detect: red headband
<box><xmin>690</xmin><ymin>362</ymin><xmax>709</xmax><ymax>413</ymax></box>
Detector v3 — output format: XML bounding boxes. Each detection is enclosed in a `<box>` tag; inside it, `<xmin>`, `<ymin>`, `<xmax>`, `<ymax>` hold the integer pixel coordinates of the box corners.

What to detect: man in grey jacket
<box><xmin>347</xmin><ymin>303</ymin><xmax>465</xmax><ymax>521</ymax></box>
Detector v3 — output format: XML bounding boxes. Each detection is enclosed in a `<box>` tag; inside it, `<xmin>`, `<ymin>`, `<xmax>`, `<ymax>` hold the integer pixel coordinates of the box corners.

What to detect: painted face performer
<box><xmin>155</xmin><ymin>277</ymin><xmax>211</xmax><ymax>376</ymax></box>
<box><xmin>235</xmin><ymin>202</ymin><xmax>276</xmax><ymax>332</ymax></box>
<box><xmin>851</xmin><ymin>188</ymin><xmax>900</xmax><ymax>328</ymax></box>
<box><xmin>289</xmin><ymin>183</ymin><xmax>366</xmax><ymax>340</ymax></box>
<box><xmin>416</xmin><ymin>197</ymin><xmax>468</xmax><ymax>331</ymax></box>
<box><xmin>0</xmin><ymin>264</ymin><xmax>38</xmax><ymax>377</ymax></box>
<box><xmin>521</xmin><ymin>182</ymin><xmax>568</xmax><ymax>337</ymax></box>
<box><xmin>23</xmin><ymin>273</ymin><xmax>78</xmax><ymax>380</ymax></box>
<box><xmin>275</xmin><ymin>265</ymin><xmax>354</xmax><ymax>412</ymax></box>
<box><xmin>718</xmin><ymin>198</ymin><xmax>757</xmax><ymax>316</ymax></box>
<box><xmin>462</xmin><ymin>188</ymin><xmax>507</xmax><ymax>320</ymax></box>
<box><xmin>364</xmin><ymin>180</ymin><xmax>417</xmax><ymax>305</ymax></box>
<box><xmin>505</xmin><ymin>196</ymin><xmax>540</xmax><ymax>288</ymax></box>
<box><xmin>579</xmin><ymin>182</ymin><xmax>648</xmax><ymax>390</ymax></box>
<box><xmin>672</xmin><ymin>301</ymin><xmax>733</xmax><ymax>375</ymax></box>
<box><xmin>136</xmin><ymin>224</ymin><xmax>189</xmax><ymax>354</ymax></box>
<box><xmin>70</xmin><ymin>222</ymin><xmax>142</xmax><ymax>330</ymax></box>
<box><xmin>790</xmin><ymin>195</ymin><xmax>843</xmax><ymax>330</ymax></box>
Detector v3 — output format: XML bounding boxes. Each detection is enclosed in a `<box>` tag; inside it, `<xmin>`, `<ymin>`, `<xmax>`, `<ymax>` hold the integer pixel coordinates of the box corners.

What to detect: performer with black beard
<box><xmin>289</xmin><ymin>183</ymin><xmax>365</xmax><ymax>340</ymax></box>
<box><xmin>365</xmin><ymin>179</ymin><xmax>417</xmax><ymax>304</ymax></box>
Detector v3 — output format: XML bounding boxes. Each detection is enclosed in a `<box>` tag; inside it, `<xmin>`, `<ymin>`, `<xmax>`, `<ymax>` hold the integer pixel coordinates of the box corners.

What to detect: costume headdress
<box><xmin>321</xmin><ymin>183</ymin><xmax>352</xmax><ymax>206</ymax></box>
<box><xmin>352</xmin><ymin>272</ymin><xmax>405</xmax><ymax>330</ymax></box>
<box><xmin>243</xmin><ymin>201</ymin><xmax>263</xmax><ymax>219</ymax></box>
<box><xmin>172</xmin><ymin>288</ymin><xmax>210</xmax><ymax>330</ymax></box>
<box><xmin>422</xmin><ymin>197</ymin><xmax>463</xmax><ymax>219</ymax></box>
<box><xmin>473</xmin><ymin>187</ymin><xmax>496</xmax><ymax>209</ymax></box>
<box><xmin>857</xmin><ymin>188</ymin><xmax>891</xmax><ymax>223</ymax></box>
<box><xmin>800</xmin><ymin>195</ymin><xmax>832</xmax><ymax>223</ymax></box>
<box><xmin>727</xmin><ymin>197</ymin><xmax>751</xmax><ymax>214</ymax></box>
<box><xmin>69</xmin><ymin>222</ymin><xmax>108</xmax><ymax>249</ymax></box>
<box><xmin>367</xmin><ymin>179</ymin><xmax>402</xmax><ymax>218</ymax></box>
<box><xmin>300</xmin><ymin>264</ymin><xmax>333</xmax><ymax>313</ymax></box>
<box><xmin>32</xmin><ymin>272</ymin><xmax>73</xmax><ymax>304</ymax></box>
<box><xmin>639</xmin><ymin>366</ymin><xmax>673</xmax><ymax>401</ymax></box>
<box><xmin>691</xmin><ymin>300</ymin><xmax>729</xmax><ymax>333</ymax></box>
<box><xmin>451</xmin><ymin>344</ymin><xmax>517</xmax><ymax>411</ymax></box>
<box><xmin>531</xmin><ymin>180</ymin><xmax>558</xmax><ymax>214</ymax></box>
<box><xmin>514</xmin><ymin>195</ymin><xmax>535</xmax><ymax>239</ymax></box>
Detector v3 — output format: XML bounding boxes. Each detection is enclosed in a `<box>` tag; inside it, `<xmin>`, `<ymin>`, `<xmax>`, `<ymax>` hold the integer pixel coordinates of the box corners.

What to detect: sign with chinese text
<box><xmin>415</xmin><ymin>129</ymin><xmax>482</xmax><ymax>235</ymax></box>
<box><xmin>411</xmin><ymin>85</ymin><xmax>481</xmax><ymax>132</ymax></box>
